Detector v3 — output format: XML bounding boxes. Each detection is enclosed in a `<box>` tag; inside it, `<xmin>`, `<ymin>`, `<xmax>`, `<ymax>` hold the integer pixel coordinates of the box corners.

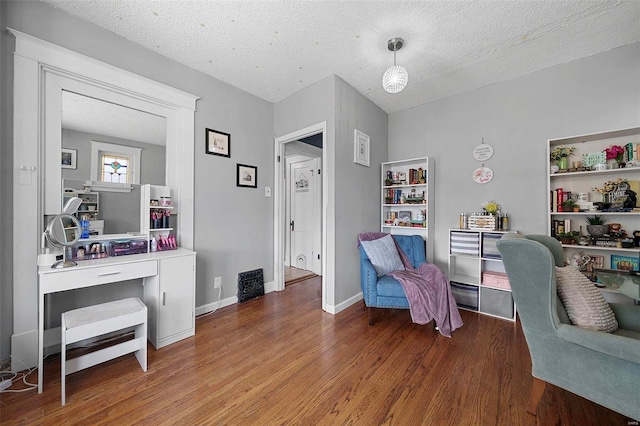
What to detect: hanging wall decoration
<box><xmin>473</xmin><ymin>138</ymin><xmax>494</xmax><ymax>162</ymax></box>
<box><xmin>473</xmin><ymin>164</ymin><xmax>493</xmax><ymax>184</ymax></box>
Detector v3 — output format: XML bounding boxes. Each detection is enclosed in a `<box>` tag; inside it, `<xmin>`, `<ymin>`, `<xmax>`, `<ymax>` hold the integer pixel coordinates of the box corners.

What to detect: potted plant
<box><xmin>586</xmin><ymin>215</ymin><xmax>608</xmax><ymax>237</ymax></box>
<box><xmin>550</xmin><ymin>145</ymin><xmax>575</xmax><ymax>170</ymax></box>
<box><xmin>604</xmin><ymin>145</ymin><xmax>625</xmax><ymax>168</ymax></box>
<box><xmin>556</xmin><ymin>231</ymin><xmax>578</xmax><ymax>245</ymax></box>
<box><xmin>561</xmin><ymin>199</ymin><xmax>579</xmax><ymax>212</ymax></box>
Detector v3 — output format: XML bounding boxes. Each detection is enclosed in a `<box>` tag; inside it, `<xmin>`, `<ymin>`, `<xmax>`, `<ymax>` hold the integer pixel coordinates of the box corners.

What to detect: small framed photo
<box><xmin>205</xmin><ymin>128</ymin><xmax>231</xmax><ymax>158</ymax></box>
<box><xmin>237</xmin><ymin>164</ymin><xmax>257</xmax><ymax>188</ymax></box>
<box><xmin>61</xmin><ymin>148</ymin><xmax>77</xmax><ymax>169</ymax></box>
<box><xmin>354</xmin><ymin>129</ymin><xmax>370</xmax><ymax>167</ymax></box>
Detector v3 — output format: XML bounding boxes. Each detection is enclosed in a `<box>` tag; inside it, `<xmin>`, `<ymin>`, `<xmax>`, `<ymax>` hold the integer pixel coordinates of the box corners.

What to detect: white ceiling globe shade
<box><xmin>382</xmin><ymin>65</ymin><xmax>408</xmax><ymax>93</ymax></box>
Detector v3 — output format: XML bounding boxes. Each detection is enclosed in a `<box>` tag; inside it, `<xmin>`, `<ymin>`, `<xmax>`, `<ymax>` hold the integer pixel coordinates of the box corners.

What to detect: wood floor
<box><xmin>1</xmin><ymin>276</ymin><xmax>632</xmax><ymax>425</ymax></box>
<box><xmin>284</xmin><ymin>265</ymin><xmax>316</xmax><ymax>285</ymax></box>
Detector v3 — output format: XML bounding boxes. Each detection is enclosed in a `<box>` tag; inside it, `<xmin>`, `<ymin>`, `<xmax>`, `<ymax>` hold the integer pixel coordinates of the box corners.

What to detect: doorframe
<box><xmin>274</xmin><ymin>122</ymin><xmax>327</xmax><ymax>311</ymax></box>
<box><xmin>287</xmin><ymin>156</ymin><xmax>322</xmax><ymax>274</ymax></box>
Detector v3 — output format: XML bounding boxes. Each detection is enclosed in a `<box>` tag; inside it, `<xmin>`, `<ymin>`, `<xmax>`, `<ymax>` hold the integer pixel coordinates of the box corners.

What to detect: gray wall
<box><xmin>274</xmin><ymin>75</ymin><xmax>388</xmax><ymax>308</ymax></box>
<box><xmin>1</xmin><ymin>0</ymin><xmax>274</xmax><ymax>359</ymax></box>
<box><xmin>275</xmin><ymin>76</ymin><xmax>337</xmax><ymax>305</ymax></box>
<box><xmin>0</xmin><ymin>1</ymin><xmax>12</xmax><ymax>363</ymax></box>
<box><xmin>389</xmin><ymin>42</ymin><xmax>640</xmax><ymax>271</ymax></box>
<box><xmin>62</xmin><ymin>129</ymin><xmax>166</xmax><ymax>235</ymax></box>
<box><xmin>333</xmin><ymin>77</ymin><xmax>388</xmax><ymax>303</ymax></box>
<box><xmin>62</xmin><ymin>129</ymin><xmax>166</xmax><ymax>186</ymax></box>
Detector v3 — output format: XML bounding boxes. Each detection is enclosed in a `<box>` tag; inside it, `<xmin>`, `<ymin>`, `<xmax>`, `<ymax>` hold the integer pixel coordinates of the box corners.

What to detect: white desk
<box><xmin>37</xmin><ymin>248</ymin><xmax>196</xmax><ymax>393</ymax></box>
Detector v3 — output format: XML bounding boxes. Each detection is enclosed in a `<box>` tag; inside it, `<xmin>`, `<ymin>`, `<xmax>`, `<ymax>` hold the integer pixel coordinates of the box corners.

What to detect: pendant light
<box><xmin>382</xmin><ymin>38</ymin><xmax>408</xmax><ymax>93</ymax></box>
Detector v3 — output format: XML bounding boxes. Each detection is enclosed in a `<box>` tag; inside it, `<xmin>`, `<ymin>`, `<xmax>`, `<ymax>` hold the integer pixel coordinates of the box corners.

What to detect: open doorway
<box><xmin>274</xmin><ymin>122</ymin><xmax>327</xmax><ymax>310</ymax></box>
<box><xmin>284</xmin><ymin>137</ymin><xmax>322</xmax><ymax>285</ymax></box>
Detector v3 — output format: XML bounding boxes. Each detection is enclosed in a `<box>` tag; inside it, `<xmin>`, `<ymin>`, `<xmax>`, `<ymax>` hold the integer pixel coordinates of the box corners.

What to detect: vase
<box><xmin>557</xmin><ymin>157</ymin><xmax>568</xmax><ymax>170</ymax></box>
<box><xmin>586</xmin><ymin>224</ymin><xmax>608</xmax><ymax>237</ymax></box>
<box><xmin>606</xmin><ymin>159</ymin><xmax>618</xmax><ymax>169</ymax></box>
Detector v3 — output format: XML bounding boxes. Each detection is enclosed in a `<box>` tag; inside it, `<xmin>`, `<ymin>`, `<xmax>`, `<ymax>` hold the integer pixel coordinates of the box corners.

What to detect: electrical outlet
<box><xmin>214</xmin><ymin>277</ymin><xmax>222</xmax><ymax>288</ymax></box>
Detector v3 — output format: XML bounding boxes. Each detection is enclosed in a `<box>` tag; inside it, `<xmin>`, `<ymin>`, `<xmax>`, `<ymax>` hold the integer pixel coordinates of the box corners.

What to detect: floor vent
<box><xmin>238</xmin><ymin>268</ymin><xmax>264</xmax><ymax>303</ymax></box>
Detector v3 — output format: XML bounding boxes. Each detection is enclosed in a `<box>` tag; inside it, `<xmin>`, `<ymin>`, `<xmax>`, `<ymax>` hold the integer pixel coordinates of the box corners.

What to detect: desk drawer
<box><xmin>42</xmin><ymin>260</ymin><xmax>158</xmax><ymax>293</ymax></box>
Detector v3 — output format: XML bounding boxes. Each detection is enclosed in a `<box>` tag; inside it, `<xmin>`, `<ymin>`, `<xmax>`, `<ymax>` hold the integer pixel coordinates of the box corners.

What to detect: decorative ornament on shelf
<box><xmin>550</xmin><ymin>145</ymin><xmax>575</xmax><ymax>170</ymax></box>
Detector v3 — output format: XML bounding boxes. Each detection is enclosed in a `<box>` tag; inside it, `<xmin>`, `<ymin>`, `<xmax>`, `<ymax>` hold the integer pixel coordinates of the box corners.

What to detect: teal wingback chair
<box><xmin>359</xmin><ymin>234</ymin><xmax>426</xmax><ymax>325</ymax></box>
<box><xmin>496</xmin><ymin>234</ymin><xmax>640</xmax><ymax>421</ymax></box>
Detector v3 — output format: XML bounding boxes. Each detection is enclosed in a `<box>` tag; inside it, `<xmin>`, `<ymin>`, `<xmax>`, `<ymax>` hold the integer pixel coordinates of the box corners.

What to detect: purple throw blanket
<box><xmin>358</xmin><ymin>233</ymin><xmax>463</xmax><ymax>337</ymax></box>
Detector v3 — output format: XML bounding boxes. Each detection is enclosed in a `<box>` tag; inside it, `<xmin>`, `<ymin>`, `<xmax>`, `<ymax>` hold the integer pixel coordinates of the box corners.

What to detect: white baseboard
<box><xmin>11</xmin><ymin>330</ymin><xmax>38</xmax><ymax>371</ymax></box>
<box><xmin>196</xmin><ymin>281</ymin><xmax>275</xmax><ymax>316</ymax></box>
<box><xmin>195</xmin><ymin>296</ymin><xmax>237</xmax><ymax>316</ymax></box>
<box><xmin>264</xmin><ymin>280</ymin><xmax>276</xmax><ymax>294</ymax></box>
<box><xmin>326</xmin><ymin>292</ymin><xmax>363</xmax><ymax>315</ymax></box>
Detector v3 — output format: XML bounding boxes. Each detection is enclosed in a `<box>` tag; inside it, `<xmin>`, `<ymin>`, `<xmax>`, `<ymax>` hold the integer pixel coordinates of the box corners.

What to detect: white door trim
<box><xmin>274</xmin><ymin>122</ymin><xmax>327</xmax><ymax>311</ymax></box>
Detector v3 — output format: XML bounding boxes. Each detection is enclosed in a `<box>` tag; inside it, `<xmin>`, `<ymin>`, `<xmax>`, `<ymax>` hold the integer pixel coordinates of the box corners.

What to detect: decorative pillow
<box><xmin>361</xmin><ymin>235</ymin><xmax>405</xmax><ymax>277</ymax></box>
<box><xmin>555</xmin><ymin>266</ymin><xmax>618</xmax><ymax>332</ymax></box>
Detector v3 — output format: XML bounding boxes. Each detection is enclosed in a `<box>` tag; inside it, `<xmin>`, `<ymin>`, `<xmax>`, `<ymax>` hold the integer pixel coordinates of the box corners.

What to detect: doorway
<box><xmin>285</xmin><ymin>142</ymin><xmax>321</xmax><ymax>285</ymax></box>
<box><xmin>274</xmin><ymin>122</ymin><xmax>327</xmax><ymax>310</ymax></box>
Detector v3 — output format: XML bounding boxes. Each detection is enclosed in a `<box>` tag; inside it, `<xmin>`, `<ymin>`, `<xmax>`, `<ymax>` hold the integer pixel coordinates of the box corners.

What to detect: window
<box><xmin>101</xmin><ymin>154</ymin><xmax>130</xmax><ymax>184</ymax></box>
<box><xmin>90</xmin><ymin>141</ymin><xmax>141</xmax><ymax>187</ymax></box>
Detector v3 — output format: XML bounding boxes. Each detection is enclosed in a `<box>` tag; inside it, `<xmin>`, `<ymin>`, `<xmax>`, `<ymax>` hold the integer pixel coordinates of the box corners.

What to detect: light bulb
<box><xmin>382</xmin><ymin>65</ymin><xmax>408</xmax><ymax>93</ymax></box>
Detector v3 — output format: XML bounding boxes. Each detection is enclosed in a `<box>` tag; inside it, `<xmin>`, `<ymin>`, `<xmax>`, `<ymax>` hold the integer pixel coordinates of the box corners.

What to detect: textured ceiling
<box><xmin>62</xmin><ymin>91</ymin><xmax>167</xmax><ymax>145</ymax></box>
<box><xmin>45</xmin><ymin>0</ymin><xmax>640</xmax><ymax>115</ymax></box>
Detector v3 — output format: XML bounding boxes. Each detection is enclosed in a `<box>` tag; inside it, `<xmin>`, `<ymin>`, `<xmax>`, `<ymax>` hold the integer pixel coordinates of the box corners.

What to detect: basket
<box><xmin>468</xmin><ymin>215</ymin><xmax>497</xmax><ymax>230</ymax></box>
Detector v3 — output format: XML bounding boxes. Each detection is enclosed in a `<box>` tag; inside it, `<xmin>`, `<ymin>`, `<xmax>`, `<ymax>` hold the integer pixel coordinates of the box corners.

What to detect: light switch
<box><xmin>265</xmin><ymin>186</ymin><xmax>271</xmax><ymax>197</ymax></box>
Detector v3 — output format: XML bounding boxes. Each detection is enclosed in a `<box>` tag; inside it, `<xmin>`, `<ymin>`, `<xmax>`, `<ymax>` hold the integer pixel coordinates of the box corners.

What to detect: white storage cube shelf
<box><xmin>448</xmin><ymin>229</ymin><xmax>516</xmax><ymax>322</ymax></box>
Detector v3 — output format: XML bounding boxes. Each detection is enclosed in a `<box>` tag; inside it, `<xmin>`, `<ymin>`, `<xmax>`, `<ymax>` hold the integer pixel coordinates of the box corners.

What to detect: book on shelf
<box><xmin>556</xmin><ymin>188</ymin><xmax>563</xmax><ymax>212</ymax></box>
<box><xmin>551</xmin><ymin>219</ymin><xmax>566</xmax><ymax>237</ymax></box>
<box><xmin>611</xmin><ymin>254</ymin><xmax>640</xmax><ymax>271</ymax></box>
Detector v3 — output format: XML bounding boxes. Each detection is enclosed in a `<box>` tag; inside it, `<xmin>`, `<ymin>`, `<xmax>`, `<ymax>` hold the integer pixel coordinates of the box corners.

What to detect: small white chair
<box><xmin>61</xmin><ymin>297</ymin><xmax>147</xmax><ymax>405</ymax></box>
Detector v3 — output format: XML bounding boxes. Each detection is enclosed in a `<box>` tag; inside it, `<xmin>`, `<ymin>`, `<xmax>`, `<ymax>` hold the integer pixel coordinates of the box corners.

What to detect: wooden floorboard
<box><xmin>1</xmin><ymin>276</ymin><xmax>632</xmax><ymax>425</ymax></box>
<box><xmin>285</xmin><ymin>266</ymin><xmax>317</xmax><ymax>285</ymax></box>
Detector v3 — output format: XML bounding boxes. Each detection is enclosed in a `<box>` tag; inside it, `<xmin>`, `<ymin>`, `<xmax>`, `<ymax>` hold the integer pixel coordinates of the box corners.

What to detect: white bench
<box><xmin>61</xmin><ymin>297</ymin><xmax>147</xmax><ymax>405</ymax></box>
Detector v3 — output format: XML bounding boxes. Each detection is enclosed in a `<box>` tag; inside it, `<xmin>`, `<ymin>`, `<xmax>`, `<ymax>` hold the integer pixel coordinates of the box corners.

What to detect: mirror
<box><xmin>61</xmin><ymin>91</ymin><xmax>167</xmax><ymax>235</ymax></box>
<box><xmin>45</xmin><ymin>214</ymin><xmax>81</xmax><ymax>268</ymax></box>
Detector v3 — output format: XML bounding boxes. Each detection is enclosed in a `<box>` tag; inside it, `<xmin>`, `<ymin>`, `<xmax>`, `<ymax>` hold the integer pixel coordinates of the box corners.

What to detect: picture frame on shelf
<box><xmin>61</xmin><ymin>148</ymin><xmax>77</xmax><ymax>169</ymax></box>
<box><xmin>354</xmin><ymin>129</ymin><xmax>370</xmax><ymax>167</ymax></box>
<box><xmin>237</xmin><ymin>164</ymin><xmax>257</xmax><ymax>188</ymax></box>
<box><xmin>205</xmin><ymin>128</ymin><xmax>231</xmax><ymax>158</ymax></box>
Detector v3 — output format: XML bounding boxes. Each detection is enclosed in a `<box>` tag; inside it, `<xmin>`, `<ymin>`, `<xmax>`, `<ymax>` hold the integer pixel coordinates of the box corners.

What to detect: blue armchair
<box><xmin>496</xmin><ymin>234</ymin><xmax>640</xmax><ymax>421</ymax></box>
<box><xmin>359</xmin><ymin>234</ymin><xmax>426</xmax><ymax>325</ymax></box>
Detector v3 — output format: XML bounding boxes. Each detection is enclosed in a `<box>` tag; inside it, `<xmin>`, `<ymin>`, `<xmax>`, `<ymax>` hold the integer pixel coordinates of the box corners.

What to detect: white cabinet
<box><xmin>381</xmin><ymin>157</ymin><xmax>434</xmax><ymax>263</ymax></box>
<box><xmin>448</xmin><ymin>229</ymin><xmax>516</xmax><ymax>321</ymax></box>
<box><xmin>548</xmin><ymin>127</ymin><xmax>640</xmax><ymax>278</ymax></box>
<box><xmin>143</xmin><ymin>250</ymin><xmax>195</xmax><ymax>349</ymax></box>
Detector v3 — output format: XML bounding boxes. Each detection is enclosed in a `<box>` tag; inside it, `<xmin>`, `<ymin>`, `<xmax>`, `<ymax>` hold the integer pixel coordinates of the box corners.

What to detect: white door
<box><xmin>290</xmin><ymin>158</ymin><xmax>321</xmax><ymax>274</ymax></box>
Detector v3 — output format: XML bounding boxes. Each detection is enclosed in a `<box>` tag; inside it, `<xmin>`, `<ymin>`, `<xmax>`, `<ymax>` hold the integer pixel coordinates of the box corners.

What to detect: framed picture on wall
<box><xmin>354</xmin><ymin>129</ymin><xmax>370</xmax><ymax>167</ymax></box>
<box><xmin>61</xmin><ymin>148</ymin><xmax>77</xmax><ymax>169</ymax></box>
<box><xmin>237</xmin><ymin>164</ymin><xmax>257</xmax><ymax>188</ymax></box>
<box><xmin>205</xmin><ymin>128</ymin><xmax>231</xmax><ymax>158</ymax></box>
